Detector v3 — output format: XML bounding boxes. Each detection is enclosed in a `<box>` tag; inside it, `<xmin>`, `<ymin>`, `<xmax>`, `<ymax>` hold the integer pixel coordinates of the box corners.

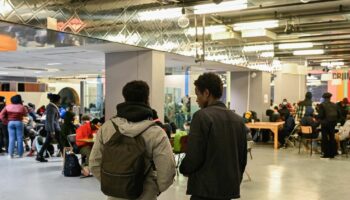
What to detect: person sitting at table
<box><xmin>278</xmin><ymin>112</ymin><xmax>295</xmax><ymax>148</ymax></box>
<box><xmin>335</xmin><ymin>116</ymin><xmax>350</xmax><ymax>154</ymax></box>
<box><xmin>300</xmin><ymin>107</ymin><xmax>320</xmax><ymax>152</ymax></box>
<box><xmin>76</xmin><ymin>118</ymin><xmax>101</xmax><ymax>175</ymax></box>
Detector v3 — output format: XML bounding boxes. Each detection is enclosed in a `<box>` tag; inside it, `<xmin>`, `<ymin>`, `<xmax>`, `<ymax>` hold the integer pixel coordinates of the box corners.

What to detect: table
<box><xmin>246</xmin><ymin>122</ymin><xmax>285</xmax><ymax>149</ymax></box>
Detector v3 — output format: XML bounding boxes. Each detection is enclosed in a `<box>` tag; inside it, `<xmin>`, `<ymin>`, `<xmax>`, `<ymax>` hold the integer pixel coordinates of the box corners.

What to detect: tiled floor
<box><xmin>0</xmin><ymin>146</ymin><xmax>349</xmax><ymax>200</ymax></box>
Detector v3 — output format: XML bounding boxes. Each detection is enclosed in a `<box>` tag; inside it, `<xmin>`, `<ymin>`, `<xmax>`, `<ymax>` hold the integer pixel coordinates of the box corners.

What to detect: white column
<box><xmin>105</xmin><ymin>51</ymin><xmax>165</xmax><ymax>120</ymax></box>
<box><xmin>231</xmin><ymin>71</ymin><xmax>271</xmax><ymax>121</ymax></box>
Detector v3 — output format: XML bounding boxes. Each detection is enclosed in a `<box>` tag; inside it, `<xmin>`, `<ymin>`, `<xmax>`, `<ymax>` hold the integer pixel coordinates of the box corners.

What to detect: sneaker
<box><xmin>36</xmin><ymin>156</ymin><xmax>48</xmax><ymax>162</ymax></box>
<box><xmin>8</xmin><ymin>155</ymin><xmax>14</xmax><ymax>159</ymax></box>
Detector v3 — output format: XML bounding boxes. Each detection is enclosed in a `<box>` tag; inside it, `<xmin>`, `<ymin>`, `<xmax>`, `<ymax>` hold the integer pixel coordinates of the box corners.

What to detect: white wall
<box><xmin>274</xmin><ymin>72</ymin><xmax>306</xmax><ymax>104</ymax></box>
<box><xmin>18</xmin><ymin>80</ymin><xmax>81</xmax><ymax>108</ymax></box>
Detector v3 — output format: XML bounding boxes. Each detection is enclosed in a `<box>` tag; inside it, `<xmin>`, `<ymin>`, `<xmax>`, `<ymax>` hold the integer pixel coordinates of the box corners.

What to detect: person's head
<box><xmin>305</xmin><ymin>92</ymin><xmax>312</xmax><ymax>100</ymax></box>
<box><xmin>194</xmin><ymin>73</ymin><xmax>223</xmax><ymax>108</ymax></box>
<box><xmin>81</xmin><ymin>115</ymin><xmax>91</xmax><ymax>122</ymax></box>
<box><xmin>342</xmin><ymin>98</ymin><xmax>348</xmax><ymax>105</ymax></box>
<box><xmin>122</xmin><ymin>80</ymin><xmax>150</xmax><ymax>105</ymax></box>
<box><xmin>11</xmin><ymin>95</ymin><xmax>22</xmax><ymax>104</ymax></box>
<box><xmin>322</xmin><ymin>92</ymin><xmax>332</xmax><ymax>100</ymax></box>
<box><xmin>28</xmin><ymin>103</ymin><xmax>35</xmax><ymax>109</ymax></box>
<box><xmin>47</xmin><ymin>93</ymin><xmax>61</xmax><ymax>104</ymax></box>
<box><xmin>0</xmin><ymin>96</ymin><xmax>5</xmax><ymax>103</ymax></box>
<box><xmin>90</xmin><ymin>118</ymin><xmax>101</xmax><ymax>130</ymax></box>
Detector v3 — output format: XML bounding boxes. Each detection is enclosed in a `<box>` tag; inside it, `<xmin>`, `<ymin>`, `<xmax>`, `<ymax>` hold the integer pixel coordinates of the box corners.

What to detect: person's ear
<box><xmin>204</xmin><ymin>89</ymin><xmax>210</xmax><ymax>98</ymax></box>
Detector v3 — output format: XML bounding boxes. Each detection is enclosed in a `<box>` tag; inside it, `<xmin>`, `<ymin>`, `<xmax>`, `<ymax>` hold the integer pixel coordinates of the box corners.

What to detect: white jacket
<box><xmin>89</xmin><ymin>117</ymin><xmax>176</xmax><ymax>200</ymax></box>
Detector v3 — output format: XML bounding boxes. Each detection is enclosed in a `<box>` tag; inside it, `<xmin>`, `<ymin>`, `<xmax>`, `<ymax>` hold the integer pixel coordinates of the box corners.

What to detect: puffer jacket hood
<box><xmin>113</xmin><ymin>117</ymin><xmax>154</xmax><ymax>138</ymax></box>
<box><xmin>116</xmin><ymin>102</ymin><xmax>153</xmax><ymax>122</ymax></box>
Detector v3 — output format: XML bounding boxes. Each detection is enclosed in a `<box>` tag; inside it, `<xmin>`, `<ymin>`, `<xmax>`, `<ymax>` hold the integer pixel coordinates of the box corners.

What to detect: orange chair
<box><xmin>298</xmin><ymin>126</ymin><xmax>319</xmax><ymax>156</ymax></box>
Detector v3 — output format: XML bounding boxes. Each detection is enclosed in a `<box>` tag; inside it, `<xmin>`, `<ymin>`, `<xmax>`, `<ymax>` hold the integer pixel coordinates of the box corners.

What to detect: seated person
<box><xmin>152</xmin><ymin>109</ymin><xmax>171</xmax><ymax>138</ymax></box>
<box><xmin>300</xmin><ymin>107</ymin><xmax>320</xmax><ymax>137</ymax></box>
<box><xmin>300</xmin><ymin>107</ymin><xmax>320</xmax><ymax>152</ymax></box>
<box><xmin>266</xmin><ymin>109</ymin><xmax>281</xmax><ymax>122</ymax></box>
<box><xmin>335</xmin><ymin>117</ymin><xmax>350</xmax><ymax>154</ymax></box>
<box><xmin>278</xmin><ymin>112</ymin><xmax>295</xmax><ymax>148</ymax></box>
<box><xmin>76</xmin><ymin>118</ymin><xmax>101</xmax><ymax>175</ymax></box>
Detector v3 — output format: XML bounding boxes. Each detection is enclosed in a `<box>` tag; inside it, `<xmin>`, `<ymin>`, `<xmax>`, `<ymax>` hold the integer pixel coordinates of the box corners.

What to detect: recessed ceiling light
<box><xmin>47</xmin><ymin>63</ymin><xmax>62</xmax><ymax>66</ymax></box>
<box><xmin>0</xmin><ymin>72</ymin><xmax>9</xmax><ymax>75</ymax></box>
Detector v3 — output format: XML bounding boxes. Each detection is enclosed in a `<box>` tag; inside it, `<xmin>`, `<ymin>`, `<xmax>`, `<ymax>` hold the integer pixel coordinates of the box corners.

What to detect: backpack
<box><xmin>101</xmin><ymin>121</ymin><xmax>154</xmax><ymax>199</ymax></box>
<box><xmin>63</xmin><ymin>153</ymin><xmax>81</xmax><ymax>177</ymax></box>
<box><xmin>322</xmin><ymin>102</ymin><xmax>339</xmax><ymax>122</ymax></box>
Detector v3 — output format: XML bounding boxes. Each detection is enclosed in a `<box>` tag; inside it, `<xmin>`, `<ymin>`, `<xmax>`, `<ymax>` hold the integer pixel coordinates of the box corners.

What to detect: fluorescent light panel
<box><xmin>293</xmin><ymin>49</ymin><xmax>324</xmax><ymax>55</ymax></box>
<box><xmin>278</xmin><ymin>42</ymin><xmax>313</xmax><ymax>49</ymax></box>
<box><xmin>194</xmin><ymin>0</ymin><xmax>248</xmax><ymax>15</ymax></box>
<box><xmin>233</xmin><ymin>20</ymin><xmax>279</xmax><ymax>31</ymax></box>
<box><xmin>138</xmin><ymin>8</ymin><xmax>182</xmax><ymax>21</ymax></box>
<box><xmin>243</xmin><ymin>44</ymin><xmax>274</xmax><ymax>52</ymax></box>
<box><xmin>321</xmin><ymin>61</ymin><xmax>344</xmax><ymax>67</ymax></box>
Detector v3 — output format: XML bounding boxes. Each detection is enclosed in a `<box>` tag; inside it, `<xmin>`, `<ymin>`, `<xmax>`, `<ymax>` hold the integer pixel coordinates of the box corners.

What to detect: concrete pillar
<box><xmin>274</xmin><ymin>72</ymin><xmax>306</xmax><ymax>105</ymax></box>
<box><xmin>105</xmin><ymin>51</ymin><xmax>165</xmax><ymax>120</ymax></box>
<box><xmin>231</xmin><ymin>71</ymin><xmax>271</xmax><ymax>121</ymax></box>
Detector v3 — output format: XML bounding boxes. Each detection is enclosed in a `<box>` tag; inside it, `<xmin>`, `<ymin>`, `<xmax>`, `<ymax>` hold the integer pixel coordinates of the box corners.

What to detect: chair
<box><xmin>285</xmin><ymin>124</ymin><xmax>300</xmax><ymax>148</ymax></box>
<box><xmin>298</xmin><ymin>126</ymin><xmax>319</xmax><ymax>156</ymax></box>
<box><xmin>173</xmin><ymin>135</ymin><xmax>188</xmax><ymax>176</ymax></box>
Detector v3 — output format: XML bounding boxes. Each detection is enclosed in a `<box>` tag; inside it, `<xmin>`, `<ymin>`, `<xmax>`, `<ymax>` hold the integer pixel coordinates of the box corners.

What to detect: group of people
<box><xmin>262</xmin><ymin>91</ymin><xmax>350</xmax><ymax>158</ymax></box>
<box><xmin>89</xmin><ymin>73</ymin><xmax>248</xmax><ymax>200</ymax></box>
<box><xmin>0</xmin><ymin>93</ymin><xmax>104</xmax><ymax>165</ymax></box>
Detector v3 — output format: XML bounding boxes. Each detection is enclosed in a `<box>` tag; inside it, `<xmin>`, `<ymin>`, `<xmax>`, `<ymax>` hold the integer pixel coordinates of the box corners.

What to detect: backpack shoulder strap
<box><xmin>135</xmin><ymin>123</ymin><xmax>157</xmax><ymax>138</ymax></box>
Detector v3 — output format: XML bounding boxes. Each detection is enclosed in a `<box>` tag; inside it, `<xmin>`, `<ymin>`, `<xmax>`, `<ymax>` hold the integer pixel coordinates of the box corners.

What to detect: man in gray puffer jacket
<box><xmin>90</xmin><ymin>80</ymin><xmax>176</xmax><ymax>200</ymax></box>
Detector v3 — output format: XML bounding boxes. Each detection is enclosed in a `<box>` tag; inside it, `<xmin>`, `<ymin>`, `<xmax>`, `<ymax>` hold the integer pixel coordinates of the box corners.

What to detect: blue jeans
<box><xmin>8</xmin><ymin>121</ymin><xmax>24</xmax><ymax>156</ymax></box>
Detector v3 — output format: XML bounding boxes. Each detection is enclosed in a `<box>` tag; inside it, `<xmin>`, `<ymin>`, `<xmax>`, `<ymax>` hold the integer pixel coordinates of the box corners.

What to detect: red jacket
<box><xmin>76</xmin><ymin>122</ymin><xmax>94</xmax><ymax>147</ymax></box>
<box><xmin>0</xmin><ymin>104</ymin><xmax>27</xmax><ymax>125</ymax></box>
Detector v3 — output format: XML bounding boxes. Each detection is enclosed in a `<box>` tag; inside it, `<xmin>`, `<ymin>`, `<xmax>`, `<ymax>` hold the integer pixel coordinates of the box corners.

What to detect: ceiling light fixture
<box><xmin>278</xmin><ymin>42</ymin><xmax>313</xmax><ymax>49</ymax></box>
<box><xmin>243</xmin><ymin>44</ymin><xmax>274</xmax><ymax>52</ymax></box>
<box><xmin>0</xmin><ymin>72</ymin><xmax>9</xmax><ymax>75</ymax></box>
<box><xmin>293</xmin><ymin>49</ymin><xmax>324</xmax><ymax>55</ymax></box>
<box><xmin>193</xmin><ymin>0</ymin><xmax>248</xmax><ymax>15</ymax></box>
<box><xmin>137</xmin><ymin>8</ymin><xmax>182</xmax><ymax>21</ymax></box>
<box><xmin>320</xmin><ymin>61</ymin><xmax>344</xmax><ymax>67</ymax></box>
<box><xmin>47</xmin><ymin>63</ymin><xmax>62</xmax><ymax>66</ymax></box>
<box><xmin>186</xmin><ymin>25</ymin><xmax>227</xmax><ymax>36</ymax></box>
<box><xmin>233</xmin><ymin>20</ymin><xmax>279</xmax><ymax>31</ymax></box>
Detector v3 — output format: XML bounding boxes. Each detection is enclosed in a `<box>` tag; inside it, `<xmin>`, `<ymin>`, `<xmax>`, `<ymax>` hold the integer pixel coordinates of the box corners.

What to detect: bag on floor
<box><xmin>63</xmin><ymin>153</ymin><xmax>81</xmax><ymax>177</ymax></box>
<box><xmin>101</xmin><ymin>121</ymin><xmax>154</xmax><ymax>199</ymax></box>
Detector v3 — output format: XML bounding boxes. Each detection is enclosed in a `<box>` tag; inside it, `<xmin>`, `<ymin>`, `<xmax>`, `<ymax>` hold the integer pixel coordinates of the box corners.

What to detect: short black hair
<box><xmin>194</xmin><ymin>73</ymin><xmax>223</xmax><ymax>99</ymax></box>
<box><xmin>122</xmin><ymin>80</ymin><xmax>149</xmax><ymax>104</ymax></box>
<box><xmin>91</xmin><ymin>118</ymin><xmax>100</xmax><ymax>125</ymax></box>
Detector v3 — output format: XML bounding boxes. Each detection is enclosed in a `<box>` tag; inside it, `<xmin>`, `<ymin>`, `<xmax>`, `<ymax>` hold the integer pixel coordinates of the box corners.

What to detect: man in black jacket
<box><xmin>180</xmin><ymin>73</ymin><xmax>247</xmax><ymax>200</ymax></box>
<box><xmin>317</xmin><ymin>92</ymin><xmax>340</xmax><ymax>158</ymax></box>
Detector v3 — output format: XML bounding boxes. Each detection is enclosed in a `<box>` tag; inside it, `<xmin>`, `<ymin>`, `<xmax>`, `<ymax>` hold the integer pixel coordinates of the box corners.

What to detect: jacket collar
<box><xmin>49</xmin><ymin>102</ymin><xmax>59</xmax><ymax>112</ymax></box>
<box><xmin>116</xmin><ymin>102</ymin><xmax>153</xmax><ymax>122</ymax></box>
<box><xmin>206</xmin><ymin>101</ymin><xmax>226</xmax><ymax>108</ymax></box>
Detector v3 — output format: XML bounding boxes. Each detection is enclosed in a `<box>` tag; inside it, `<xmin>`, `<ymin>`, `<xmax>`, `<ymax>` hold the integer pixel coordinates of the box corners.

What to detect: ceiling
<box><xmin>0</xmin><ymin>37</ymin><xmax>245</xmax><ymax>78</ymax></box>
<box><xmin>1</xmin><ymin>0</ymin><xmax>350</xmax><ymax>72</ymax></box>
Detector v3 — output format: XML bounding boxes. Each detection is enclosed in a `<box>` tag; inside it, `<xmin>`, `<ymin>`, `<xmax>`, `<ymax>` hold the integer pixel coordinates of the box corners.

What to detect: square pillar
<box><xmin>105</xmin><ymin>50</ymin><xmax>165</xmax><ymax>120</ymax></box>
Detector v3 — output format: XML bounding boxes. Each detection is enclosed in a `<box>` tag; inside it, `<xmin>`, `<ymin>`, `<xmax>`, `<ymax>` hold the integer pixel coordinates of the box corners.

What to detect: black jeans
<box><xmin>191</xmin><ymin>196</ymin><xmax>230</xmax><ymax>200</ymax></box>
<box><xmin>0</xmin><ymin>123</ymin><xmax>8</xmax><ymax>151</ymax></box>
<box><xmin>38</xmin><ymin>130</ymin><xmax>63</xmax><ymax>157</ymax></box>
<box><xmin>321</xmin><ymin>122</ymin><xmax>337</xmax><ymax>158</ymax></box>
